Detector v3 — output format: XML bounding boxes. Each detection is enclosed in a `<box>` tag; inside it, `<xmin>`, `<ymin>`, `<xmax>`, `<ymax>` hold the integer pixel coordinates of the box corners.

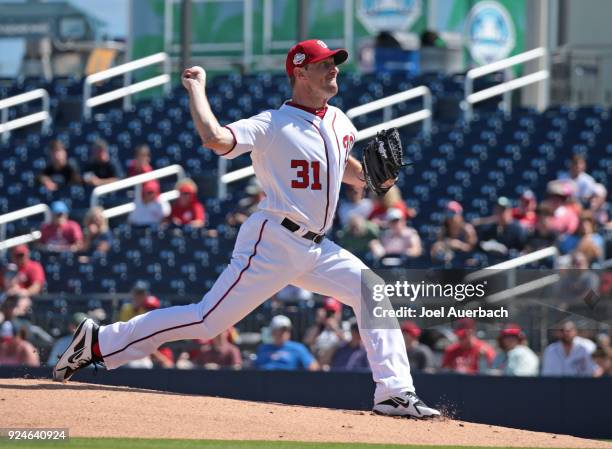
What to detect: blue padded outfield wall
<box><xmin>1</xmin><ymin>367</ymin><xmax>611</xmax><ymax>439</ymax></box>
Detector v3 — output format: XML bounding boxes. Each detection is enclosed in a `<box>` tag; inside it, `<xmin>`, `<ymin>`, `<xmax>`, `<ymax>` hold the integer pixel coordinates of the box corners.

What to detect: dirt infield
<box><xmin>0</xmin><ymin>378</ymin><xmax>609</xmax><ymax>448</ymax></box>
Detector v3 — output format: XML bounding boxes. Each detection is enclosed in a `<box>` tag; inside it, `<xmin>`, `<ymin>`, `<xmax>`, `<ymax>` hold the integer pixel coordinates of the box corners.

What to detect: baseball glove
<box><xmin>361</xmin><ymin>127</ymin><xmax>406</xmax><ymax>196</ymax></box>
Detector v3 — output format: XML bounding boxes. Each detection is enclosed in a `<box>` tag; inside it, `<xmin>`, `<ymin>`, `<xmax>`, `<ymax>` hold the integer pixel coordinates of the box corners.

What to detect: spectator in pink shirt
<box><xmin>371</xmin><ymin>208</ymin><xmax>422</xmax><ymax>259</ymax></box>
<box><xmin>39</xmin><ymin>201</ymin><xmax>83</xmax><ymax>252</ymax></box>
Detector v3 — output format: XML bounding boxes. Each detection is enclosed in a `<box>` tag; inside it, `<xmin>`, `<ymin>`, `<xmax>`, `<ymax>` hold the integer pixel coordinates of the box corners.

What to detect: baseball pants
<box><xmin>98</xmin><ymin>210</ymin><xmax>414</xmax><ymax>403</ymax></box>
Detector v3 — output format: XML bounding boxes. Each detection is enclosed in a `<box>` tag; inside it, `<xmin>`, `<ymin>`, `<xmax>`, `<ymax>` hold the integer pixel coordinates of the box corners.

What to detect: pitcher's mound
<box><xmin>0</xmin><ymin>378</ymin><xmax>609</xmax><ymax>448</ymax></box>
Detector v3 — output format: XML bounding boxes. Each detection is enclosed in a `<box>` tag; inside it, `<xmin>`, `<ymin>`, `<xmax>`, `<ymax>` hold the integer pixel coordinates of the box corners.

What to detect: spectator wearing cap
<box><xmin>39</xmin><ymin>201</ymin><xmax>83</xmax><ymax>253</ymax></box>
<box><xmin>588</xmin><ymin>183</ymin><xmax>608</xmax><ymax>227</ymax></box>
<box><xmin>170</xmin><ymin>179</ymin><xmax>206</xmax><ymax>228</ymax></box>
<box><xmin>330</xmin><ymin>319</ymin><xmax>369</xmax><ymax>371</ymax></box>
<box><xmin>368</xmin><ymin>185</ymin><xmax>414</xmax><ymax>226</ymax></box>
<box><xmin>542</xmin><ymin>320</ymin><xmax>597</xmax><ymax>377</ymax></box>
<box><xmin>37</xmin><ymin>140</ymin><xmax>80</xmax><ymax>192</ymax></box>
<box><xmin>401</xmin><ymin>321</ymin><xmax>435</xmax><ymax>372</ymax></box>
<box><xmin>255</xmin><ymin>315</ymin><xmax>319</xmax><ymax>371</ymax></box>
<box><xmin>431</xmin><ymin>201</ymin><xmax>477</xmax><ymax>263</ymax></box>
<box><xmin>47</xmin><ymin>312</ymin><xmax>88</xmax><ymax>365</ymax></box>
<box><xmin>441</xmin><ymin>319</ymin><xmax>496</xmax><ymax>374</ymax></box>
<box><xmin>558</xmin><ymin>154</ymin><xmax>598</xmax><ymax>203</ymax></box>
<box><xmin>370</xmin><ymin>208</ymin><xmax>422</xmax><ymax>259</ymax></box>
<box><xmin>512</xmin><ymin>190</ymin><xmax>537</xmax><ymax>230</ymax></box>
<box><xmin>475</xmin><ymin>197</ymin><xmax>527</xmax><ymax>254</ymax></box>
<box><xmin>544</xmin><ymin>180</ymin><xmax>581</xmax><ymax>235</ymax></box>
<box><xmin>128</xmin><ymin>181</ymin><xmax>171</xmax><ymax>227</ymax></box>
<box><xmin>489</xmin><ymin>325</ymin><xmax>539</xmax><ymax>376</ymax></box>
<box><xmin>226</xmin><ymin>179</ymin><xmax>266</xmax><ymax>228</ymax></box>
<box><xmin>188</xmin><ymin>329</ymin><xmax>242</xmax><ymax>369</ymax></box>
<box><xmin>0</xmin><ymin>245</ymin><xmax>45</xmax><ymax>296</ymax></box>
<box><xmin>118</xmin><ymin>281</ymin><xmax>157</xmax><ymax>322</ymax></box>
<box><xmin>127</xmin><ymin>144</ymin><xmax>153</xmax><ymax>177</ymax></box>
<box><xmin>337</xmin><ymin>185</ymin><xmax>373</xmax><ymax>227</ymax></box>
<box><xmin>82</xmin><ymin>139</ymin><xmax>123</xmax><ymax>187</ymax></box>
<box><xmin>337</xmin><ymin>214</ymin><xmax>380</xmax><ymax>257</ymax></box>
<box><xmin>303</xmin><ymin>297</ymin><xmax>348</xmax><ymax>368</ymax></box>
<box><xmin>0</xmin><ymin>321</ymin><xmax>39</xmax><ymax>367</ymax></box>
<box><xmin>81</xmin><ymin>207</ymin><xmax>113</xmax><ymax>253</ymax></box>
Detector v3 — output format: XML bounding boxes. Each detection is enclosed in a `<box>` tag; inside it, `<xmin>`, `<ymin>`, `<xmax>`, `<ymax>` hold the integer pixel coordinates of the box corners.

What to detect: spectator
<box><xmin>0</xmin><ymin>293</ymin><xmax>32</xmax><ymax>323</ymax></box>
<box><xmin>442</xmin><ymin>319</ymin><xmax>496</xmax><ymax>374</ymax></box>
<box><xmin>401</xmin><ymin>321</ymin><xmax>435</xmax><ymax>372</ymax></box>
<box><xmin>47</xmin><ymin>312</ymin><xmax>88</xmax><ymax>365</ymax></box>
<box><xmin>490</xmin><ymin>325</ymin><xmax>539</xmax><ymax>376</ymax></box>
<box><xmin>81</xmin><ymin>207</ymin><xmax>113</xmax><ymax>253</ymax></box>
<box><xmin>544</xmin><ymin>180</ymin><xmax>581</xmax><ymax>235</ymax></box>
<box><xmin>37</xmin><ymin>140</ymin><xmax>80</xmax><ymax>191</ymax></box>
<box><xmin>303</xmin><ymin>298</ymin><xmax>347</xmax><ymax>367</ymax></box>
<box><xmin>588</xmin><ymin>183</ymin><xmax>608</xmax><ymax>227</ymax></box>
<box><xmin>0</xmin><ymin>321</ymin><xmax>39</xmax><ymax>367</ymax></box>
<box><xmin>255</xmin><ymin>315</ymin><xmax>318</xmax><ymax>371</ymax></box>
<box><xmin>512</xmin><ymin>190</ymin><xmax>537</xmax><ymax>230</ymax></box>
<box><xmin>558</xmin><ymin>211</ymin><xmax>604</xmax><ymax>264</ymax></box>
<box><xmin>170</xmin><ymin>179</ymin><xmax>206</xmax><ymax>228</ymax></box>
<box><xmin>476</xmin><ymin>197</ymin><xmax>527</xmax><ymax>254</ymax></box>
<box><xmin>368</xmin><ymin>185</ymin><xmax>414</xmax><ymax>226</ymax></box>
<box><xmin>370</xmin><ymin>208</ymin><xmax>422</xmax><ymax>259</ymax></box>
<box><xmin>0</xmin><ymin>245</ymin><xmax>45</xmax><ymax>296</ymax></box>
<box><xmin>127</xmin><ymin>144</ymin><xmax>153</xmax><ymax>177</ymax></box>
<box><xmin>226</xmin><ymin>179</ymin><xmax>266</xmax><ymax>228</ymax></box>
<box><xmin>524</xmin><ymin>204</ymin><xmax>558</xmax><ymax>252</ymax></box>
<box><xmin>337</xmin><ymin>215</ymin><xmax>379</xmax><ymax>256</ymax></box>
<box><xmin>188</xmin><ymin>329</ymin><xmax>242</xmax><ymax>369</ymax></box>
<box><xmin>117</xmin><ymin>281</ymin><xmax>155</xmax><ymax>322</ymax></box>
<box><xmin>592</xmin><ymin>347</ymin><xmax>612</xmax><ymax>377</ymax></box>
<box><xmin>39</xmin><ymin>201</ymin><xmax>83</xmax><ymax>252</ymax></box>
<box><xmin>541</xmin><ymin>320</ymin><xmax>597</xmax><ymax>376</ymax></box>
<box><xmin>128</xmin><ymin>181</ymin><xmax>170</xmax><ymax>227</ymax></box>
<box><xmin>558</xmin><ymin>154</ymin><xmax>597</xmax><ymax>203</ymax></box>
<box><xmin>81</xmin><ymin>139</ymin><xmax>123</xmax><ymax>187</ymax></box>
<box><xmin>330</xmin><ymin>319</ymin><xmax>369</xmax><ymax>371</ymax></box>
<box><xmin>431</xmin><ymin>201</ymin><xmax>477</xmax><ymax>263</ymax></box>
<box><xmin>337</xmin><ymin>185</ymin><xmax>373</xmax><ymax>227</ymax></box>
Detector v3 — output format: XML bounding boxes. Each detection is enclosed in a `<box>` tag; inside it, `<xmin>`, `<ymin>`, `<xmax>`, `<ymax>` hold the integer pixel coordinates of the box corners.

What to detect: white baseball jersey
<box><xmin>223</xmin><ymin>102</ymin><xmax>357</xmax><ymax>234</ymax></box>
<box><xmin>98</xmin><ymin>100</ymin><xmax>416</xmax><ymax>405</ymax></box>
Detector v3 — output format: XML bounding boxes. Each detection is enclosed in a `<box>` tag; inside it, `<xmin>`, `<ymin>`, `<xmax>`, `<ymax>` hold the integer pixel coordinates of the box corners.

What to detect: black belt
<box><xmin>281</xmin><ymin>218</ymin><xmax>325</xmax><ymax>244</ymax></box>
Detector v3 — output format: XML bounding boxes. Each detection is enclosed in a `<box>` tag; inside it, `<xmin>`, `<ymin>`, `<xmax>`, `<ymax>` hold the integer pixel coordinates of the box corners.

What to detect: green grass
<box><xmin>0</xmin><ymin>438</ymin><xmax>587</xmax><ymax>449</ymax></box>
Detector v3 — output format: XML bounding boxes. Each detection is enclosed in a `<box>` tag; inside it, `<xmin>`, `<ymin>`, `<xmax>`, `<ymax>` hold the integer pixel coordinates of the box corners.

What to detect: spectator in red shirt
<box><xmin>0</xmin><ymin>245</ymin><xmax>45</xmax><ymax>296</ymax></box>
<box><xmin>170</xmin><ymin>179</ymin><xmax>206</xmax><ymax>228</ymax></box>
<box><xmin>188</xmin><ymin>329</ymin><xmax>242</xmax><ymax>369</ymax></box>
<box><xmin>442</xmin><ymin>319</ymin><xmax>496</xmax><ymax>374</ymax></box>
<box><xmin>39</xmin><ymin>201</ymin><xmax>83</xmax><ymax>252</ymax></box>
<box><xmin>512</xmin><ymin>190</ymin><xmax>537</xmax><ymax>230</ymax></box>
<box><xmin>127</xmin><ymin>144</ymin><xmax>153</xmax><ymax>177</ymax></box>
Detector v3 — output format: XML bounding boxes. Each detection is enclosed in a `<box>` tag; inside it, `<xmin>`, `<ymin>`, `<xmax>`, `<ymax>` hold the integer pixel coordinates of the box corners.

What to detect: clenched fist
<box><xmin>182</xmin><ymin>66</ymin><xmax>207</xmax><ymax>91</ymax></box>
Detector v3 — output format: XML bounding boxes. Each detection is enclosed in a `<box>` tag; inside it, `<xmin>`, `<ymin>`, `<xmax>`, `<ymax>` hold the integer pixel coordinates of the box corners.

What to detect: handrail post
<box><xmin>423</xmin><ymin>89</ymin><xmax>432</xmax><ymax>136</ymax></box>
<box><xmin>501</xmin><ymin>67</ymin><xmax>512</xmax><ymax>118</ymax></box>
<box><xmin>0</xmin><ymin>108</ymin><xmax>8</xmax><ymax>144</ymax></box>
<box><xmin>83</xmin><ymin>81</ymin><xmax>92</xmax><ymax>120</ymax></box>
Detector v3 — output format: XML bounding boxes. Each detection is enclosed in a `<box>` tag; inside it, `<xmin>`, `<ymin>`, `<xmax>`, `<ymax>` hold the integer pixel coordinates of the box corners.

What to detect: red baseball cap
<box><xmin>499</xmin><ymin>324</ymin><xmax>524</xmax><ymax>339</ymax></box>
<box><xmin>323</xmin><ymin>297</ymin><xmax>342</xmax><ymax>313</ymax></box>
<box><xmin>143</xmin><ymin>295</ymin><xmax>161</xmax><ymax>310</ymax></box>
<box><xmin>400</xmin><ymin>321</ymin><xmax>421</xmax><ymax>338</ymax></box>
<box><xmin>12</xmin><ymin>244</ymin><xmax>29</xmax><ymax>256</ymax></box>
<box><xmin>286</xmin><ymin>39</ymin><xmax>348</xmax><ymax>77</ymax></box>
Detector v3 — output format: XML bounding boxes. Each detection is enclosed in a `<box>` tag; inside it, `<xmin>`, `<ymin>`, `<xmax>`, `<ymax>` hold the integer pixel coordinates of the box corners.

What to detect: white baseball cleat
<box><xmin>53</xmin><ymin>318</ymin><xmax>99</xmax><ymax>382</ymax></box>
<box><xmin>373</xmin><ymin>391</ymin><xmax>441</xmax><ymax>419</ymax></box>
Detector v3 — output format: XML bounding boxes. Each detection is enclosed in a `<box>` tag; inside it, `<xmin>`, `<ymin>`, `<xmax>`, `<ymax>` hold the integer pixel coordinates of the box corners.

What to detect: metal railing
<box><xmin>0</xmin><ymin>89</ymin><xmax>52</xmax><ymax>144</ymax></box>
<box><xmin>83</xmin><ymin>52</ymin><xmax>171</xmax><ymax>119</ymax></box>
<box><xmin>0</xmin><ymin>204</ymin><xmax>51</xmax><ymax>252</ymax></box>
<box><xmin>91</xmin><ymin>165</ymin><xmax>185</xmax><ymax>219</ymax></box>
<box><xmin>217</xmin><ymin>86</ymin><xmax>433</xmax><ymax>197</ymax></box>
<box><xmin>465</xmin><ymin>246</ymin><xmax>560</xmax><ymax>304</ymax></box>
<box><xmin>346</xmin><ymin>86</ymin><xmax>432</xmax><ymax>141</ymax></box>
<box><xmin>463</xmin><ymin>47</ymin><xmax>550</xmax><ymax>122</ymax></box>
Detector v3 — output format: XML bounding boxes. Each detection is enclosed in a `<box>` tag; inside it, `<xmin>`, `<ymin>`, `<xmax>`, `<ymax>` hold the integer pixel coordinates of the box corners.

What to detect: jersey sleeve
<box><xmin>221</xmin><ymin>111</ymin><xmax>274</xmax><ymax>159</ymax></box>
